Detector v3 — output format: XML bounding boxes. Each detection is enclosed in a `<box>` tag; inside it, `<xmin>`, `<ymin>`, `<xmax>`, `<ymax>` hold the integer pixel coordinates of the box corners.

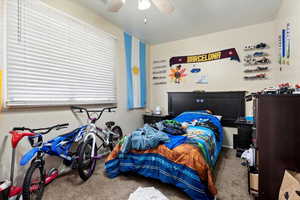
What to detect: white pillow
<box><xmin>214</xmin><ymin>115</ymin><xmax>222</xmax><ymax>120</ymax></box>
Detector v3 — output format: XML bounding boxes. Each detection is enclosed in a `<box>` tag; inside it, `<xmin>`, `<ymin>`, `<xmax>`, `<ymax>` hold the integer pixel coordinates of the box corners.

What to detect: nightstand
<box><xmin>143</xmin><ymin>114</ymin><xmax>171</xmax><ymax>124</ymax></box>
<box><xmin>234</xmin><ymin>118</ymin><xmax>254</xmax><ymax>157</ymax></box>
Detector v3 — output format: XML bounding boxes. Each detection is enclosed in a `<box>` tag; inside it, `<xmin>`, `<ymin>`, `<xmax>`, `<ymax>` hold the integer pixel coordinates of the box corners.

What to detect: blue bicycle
<box><xmin>17</xmin><ymin>123</ymin><xmax>87</xmax><ymax>200</ymax></box>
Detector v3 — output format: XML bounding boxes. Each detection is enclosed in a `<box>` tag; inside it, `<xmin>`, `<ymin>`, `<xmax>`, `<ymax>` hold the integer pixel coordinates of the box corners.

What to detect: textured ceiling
<box><xmin>74</xmin><ymin>0</ymin><xmax>282</xmax><ymax>44</ymax></box>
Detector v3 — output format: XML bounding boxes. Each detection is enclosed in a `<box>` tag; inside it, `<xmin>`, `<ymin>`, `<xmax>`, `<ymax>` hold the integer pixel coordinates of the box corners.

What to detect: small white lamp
<box><xmin>138</xmin><ymin>0</ymin><xmax>151</xmax><ymax>10</ymax></box>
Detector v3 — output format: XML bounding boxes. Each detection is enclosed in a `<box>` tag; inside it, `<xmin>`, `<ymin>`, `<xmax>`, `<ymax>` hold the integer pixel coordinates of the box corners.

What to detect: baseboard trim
<box><xmin>222</xmin><ymin>145</ymin><xmax>234</xmax><ymax>149</ymax></box>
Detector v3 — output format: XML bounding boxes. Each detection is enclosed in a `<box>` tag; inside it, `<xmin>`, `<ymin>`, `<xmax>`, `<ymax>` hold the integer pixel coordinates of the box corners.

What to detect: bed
<box><xmin>105</xmin><ymin>92</ymin><xmax>245</xmax><ymax>199</ymax></box>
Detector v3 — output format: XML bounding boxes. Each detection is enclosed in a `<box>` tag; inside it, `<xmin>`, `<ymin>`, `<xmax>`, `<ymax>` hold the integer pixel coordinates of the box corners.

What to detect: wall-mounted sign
<box><xmin>153</xmin><ymin>70</ymin><xmax>167</xmax><ymax>74</ymax></box>
<box><xmin>191</xmin><ymin>68</ymin><xmax>201</xmax><ymax>73</ymax></box>
<box><xmin>153</xmin><ymin>65</ymin><xmax>167</xmax><ymax>69</ymax></box>
<box><xmin>153</xmin><ymin>60</ymin><xmax>167</xmax><ymax>64</ymax></box>
<box><xmin>196</xmin><ymin>75</ymin><xmax>208</xmax><ymax>84</ymax></box>
<box><xmin>153</xmin><ymin>81</ymin><xmax>167</xmax><ymax>85</ymax></box>
<box><xmin>169</xmin><ymin>48</ymin><xmax>240</xmax><ymax>67</ymax></box>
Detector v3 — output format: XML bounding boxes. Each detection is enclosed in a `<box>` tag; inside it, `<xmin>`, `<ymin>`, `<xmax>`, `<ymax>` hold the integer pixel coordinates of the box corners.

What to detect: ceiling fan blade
<box><xmin>107</xmin><ymin>0</ymin><xmax>125</xmax><ymax>12</ymax></box>
<box><xmin>151</xmin><ymin>0</ymin><xmax>174</xmax><ymax>14</ymax></box>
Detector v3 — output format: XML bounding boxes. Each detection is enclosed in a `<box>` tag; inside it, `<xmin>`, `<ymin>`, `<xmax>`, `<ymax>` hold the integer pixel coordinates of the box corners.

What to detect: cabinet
<box><xmin>234</xmin><ymin>119</ymin><xmax>253</xmax><ymax>157</ymax></box>
<box><xmin>256</xmin><ymin>95</ymin><xmax>300</xmax><ymax>199</ymax></box>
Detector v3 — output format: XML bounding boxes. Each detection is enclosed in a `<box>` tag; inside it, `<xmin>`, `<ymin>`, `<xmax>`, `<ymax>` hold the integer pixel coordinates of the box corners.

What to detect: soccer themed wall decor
<box><xmin>168</xmin><ymin>48</ymin><xmax>240</xmax><ymax>84</ymax></box>
<box><xmin>169</xmin><ymin>48</ymin><xmax>240</xmax><ymax>67</ymax></box>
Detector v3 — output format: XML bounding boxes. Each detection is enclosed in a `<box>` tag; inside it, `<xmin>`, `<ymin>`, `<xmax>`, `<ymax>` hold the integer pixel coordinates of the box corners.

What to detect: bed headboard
<box><xmin>168</xmin><ymin>91</ymin><xmax>246</xmax><ymax>127</ymax></box>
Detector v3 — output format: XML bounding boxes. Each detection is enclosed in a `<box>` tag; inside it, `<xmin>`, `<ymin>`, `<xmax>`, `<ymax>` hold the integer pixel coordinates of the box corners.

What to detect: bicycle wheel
<box><xmin>63</xmin><ymin>141</ymin><xmax>84</xmax><ymax>168</ymax></box>
<box><xmin>78</xmin><ymin>139</ymin><xmax>97</xmax><ymax>181</ymax></box>
<box><xmin>22</xmin><ymin>163</ymin><xmax>45</xmax><ymax>200</ymax></box>
<box><xmin>109</xmin><ymin>126</ymin><xmax>123</xmax><ymax>151</ymax></box>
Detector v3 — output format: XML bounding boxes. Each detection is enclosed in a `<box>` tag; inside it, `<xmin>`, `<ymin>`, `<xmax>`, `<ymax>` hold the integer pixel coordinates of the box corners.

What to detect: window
<box><xmin>0</xmin><ymin>0</ymin><xmax>4</xmax><ymax>108</ymax></box>
<box><xmin>4</xmin><ymin>0</ymin><xmax>117</xmax><ymax>107</ymax></box>
<box><xmin>0</xmin><ymin>0</ymin><xmax>4</xmax><ymax>71</ymax></box>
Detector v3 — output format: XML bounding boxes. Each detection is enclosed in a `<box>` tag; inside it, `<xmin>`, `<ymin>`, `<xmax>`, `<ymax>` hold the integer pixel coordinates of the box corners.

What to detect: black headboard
<box><xmin>168</xmin><ymin>91</ymin><xmax>246</xmax><ymax>127</ymax></box>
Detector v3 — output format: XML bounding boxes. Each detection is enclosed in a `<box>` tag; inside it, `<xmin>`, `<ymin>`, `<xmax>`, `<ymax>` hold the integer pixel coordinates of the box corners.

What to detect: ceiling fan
<box><xmin>104</xmin><ymin>0</ymin><xmax>174</xmax><ymax>14</ymax></box>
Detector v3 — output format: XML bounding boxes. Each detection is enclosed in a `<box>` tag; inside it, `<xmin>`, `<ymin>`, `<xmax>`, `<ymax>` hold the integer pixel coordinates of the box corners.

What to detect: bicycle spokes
<box><xmin>82</xmin><ymin>145</ymin><xmax>93</xmax><ymax>168</ymax></box>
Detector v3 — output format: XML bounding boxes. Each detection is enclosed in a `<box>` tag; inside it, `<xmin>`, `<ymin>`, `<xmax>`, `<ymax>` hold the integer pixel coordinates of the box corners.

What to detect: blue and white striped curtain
<box><xmin>124</xmin><ymin>32</ymin><xmax>147</xmax><ymax>109</ymax></box>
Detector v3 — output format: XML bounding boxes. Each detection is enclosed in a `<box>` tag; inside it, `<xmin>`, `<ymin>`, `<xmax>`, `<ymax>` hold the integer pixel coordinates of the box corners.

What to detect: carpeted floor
<box><xmin>214</xmin><ymin>148</ymin><xmax>252</xmax><ymax>200</ymax></box>
<box><xmin>43</xmin><ymin>148</ymin><xmax>252</xmax><ymax>200</ymax></box>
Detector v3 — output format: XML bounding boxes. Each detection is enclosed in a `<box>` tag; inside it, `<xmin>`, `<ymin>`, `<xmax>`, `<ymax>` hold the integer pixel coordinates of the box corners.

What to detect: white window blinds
<box><xmin>6</xmin><ymin>0</ymin><xmax>117</xmax><ymax>106</ymax></box>
<box><xmin>0</xmin><ymin>0</ymin><xmax>4</xmax><ymax>72</ymax></box>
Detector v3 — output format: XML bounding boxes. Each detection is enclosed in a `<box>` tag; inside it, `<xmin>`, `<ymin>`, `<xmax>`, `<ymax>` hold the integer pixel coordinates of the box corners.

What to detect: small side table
<box><xmin>143</xmin><ymin>114</ymin><xmax>171</xmax><ymax>125</ymax></box>
<box><xmin>234</xmin><ymin>118</ymin><xmax>254</xmax><ymax>157</ymax></box>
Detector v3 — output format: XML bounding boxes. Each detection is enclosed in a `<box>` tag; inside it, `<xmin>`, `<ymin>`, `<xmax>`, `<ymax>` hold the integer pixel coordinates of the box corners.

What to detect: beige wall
<box><xmin>274</xmin><ymin>0</ymin><xmax>300</xmax><ymax>83</ymax></box>
<box><xmin>0</xmin><ymin>0</ymin><xmax>145</xmax><ymax>183</ymax></box>
<box><xmin>1</xmin><ymin>0</ymin><xmax>299</xmax><ymax>184</ymax></box>
<box><xmin>149</xmin><ymin>21</ymin><xmax>278</xmax><ymax>147</ymax></box>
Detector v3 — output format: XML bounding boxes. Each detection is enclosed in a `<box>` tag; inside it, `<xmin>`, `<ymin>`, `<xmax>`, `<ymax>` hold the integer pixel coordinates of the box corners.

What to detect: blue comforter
<box><xmin>174</xmin><ymin>112</ymin><xmax>223</xmax><ymax>166</ymax></box>
<box><xmin>105</xmin><ymin>112</ymin><xmax>223</xmax><ymax>200</ymax></box>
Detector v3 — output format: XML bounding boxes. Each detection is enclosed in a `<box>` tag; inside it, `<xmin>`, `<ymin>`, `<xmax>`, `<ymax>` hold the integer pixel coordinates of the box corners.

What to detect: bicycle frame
<box><xmin>83</xmin><ymin>121</ymin><xmax>112</xmax><ymax>159</ymax></box>
<box><xmin>71</xmin><ymin>106</ymin><xmax>117</xmax><ymax>159</ymax></box>
<box><xmin>20</xmin><ymin>125</ymin><xmax>87</xmax><ymax>166</ymax></box>
<box><xmin>84</xmin><ymin>124</ymin><xmax>98</xmax><ymax>158</ymax></box>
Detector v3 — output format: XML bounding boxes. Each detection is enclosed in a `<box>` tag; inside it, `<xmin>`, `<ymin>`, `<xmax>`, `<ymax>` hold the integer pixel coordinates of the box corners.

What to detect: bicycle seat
<box><xmin>105</xmin><ymin>121</ymin><xmax>115</xmax><ymax>128</ymax></box>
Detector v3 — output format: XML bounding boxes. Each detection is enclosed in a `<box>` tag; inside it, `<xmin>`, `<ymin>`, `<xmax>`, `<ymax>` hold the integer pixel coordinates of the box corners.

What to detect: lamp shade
<box><xmin>138</xmin><ymin>0</ymin><xmax>151</xmax><ymax>10</ymax></box>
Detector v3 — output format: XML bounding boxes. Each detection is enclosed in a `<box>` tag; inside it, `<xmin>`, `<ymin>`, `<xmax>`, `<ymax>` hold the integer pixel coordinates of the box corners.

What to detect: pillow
<box><xmin>205</xmin><ymin>110</ymin><xmax>213</xmax><ymax>115</ymax></box>
<box><xmin>193</xmin><ymin>110</ymin><xmax>221</xmax><ymax>120</ymax></box>
<box><xmin>193</xmin><ymin>110</ymin><xmax>213</xmax><ymax>114</ymax></box>
<box><xmin>214</xmin><ymin>115</ymin><xmax>222</xmax><ymax>121</ymax></box>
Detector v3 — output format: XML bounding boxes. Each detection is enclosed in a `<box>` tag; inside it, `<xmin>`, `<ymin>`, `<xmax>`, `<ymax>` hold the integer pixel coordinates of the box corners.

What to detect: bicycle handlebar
<box><xmin>71</xmin><ymin>106</ymin><xmax>117</xmax><ymax>121</ymax></box>
<box><xmin>12</xmin><ymin>123</ymin><xmax>69</xmax><ymax>135</ymax></box>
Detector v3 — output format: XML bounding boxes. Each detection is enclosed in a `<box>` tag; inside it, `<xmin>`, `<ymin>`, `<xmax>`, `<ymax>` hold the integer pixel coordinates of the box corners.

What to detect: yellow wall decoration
<box><xmin>132</xmin><ymin>65</ymin><xmax>140</xmax><ymax>76</ymax></box>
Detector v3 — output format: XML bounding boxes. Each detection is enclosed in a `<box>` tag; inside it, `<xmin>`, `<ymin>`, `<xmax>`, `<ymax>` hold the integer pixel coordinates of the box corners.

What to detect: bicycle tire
<box><xmin>64</xmin><ymin>141</ymin><xmax>84</xmax><ymax>169</ymax></box>
<box><xmin>22</xmin><ymin>163</ymin><xmax>45</xmax><ymax>200</ymax></box>
<box><xmin>109</xmin><ymin>126</ymin><xmax>123</xmax><ymax>151</ymax></box>
<box><xmin>78</xmin><ymin>139</ymin><xmax>97</xmax><ymax>181</ymax></box>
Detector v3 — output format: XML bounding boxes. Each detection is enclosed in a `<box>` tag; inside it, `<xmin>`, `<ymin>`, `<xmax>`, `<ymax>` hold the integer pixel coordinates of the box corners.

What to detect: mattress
<box><xmin>105</xmin><ymin>112</ymin><xmax>223</xmax><ymax>199</ymax></box>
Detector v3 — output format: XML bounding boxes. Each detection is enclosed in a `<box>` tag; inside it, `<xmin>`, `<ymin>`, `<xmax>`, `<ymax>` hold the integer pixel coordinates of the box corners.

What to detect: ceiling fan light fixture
<box><xmin>138</xmin><ymin>0</ymin><xmax>151</xmax><ymax>10</ymax></box>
